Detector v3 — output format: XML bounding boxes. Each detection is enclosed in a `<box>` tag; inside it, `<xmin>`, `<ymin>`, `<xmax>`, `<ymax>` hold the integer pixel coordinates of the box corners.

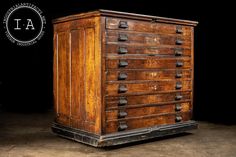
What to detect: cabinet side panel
<box><xmin>54</xmin><ymin>17</ymin><xmax>102</xmax><ymax>135</ymax></box>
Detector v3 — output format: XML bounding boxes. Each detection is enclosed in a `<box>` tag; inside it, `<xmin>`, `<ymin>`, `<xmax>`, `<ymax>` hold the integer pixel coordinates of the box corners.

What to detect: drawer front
<box><xmin>106</xmin><ymin>80</ymin><xmax>191</xmax><ymax>95</ymax></box>
<box><xmin>106</xmin><ymin>58</ymin><xmax>191</xmax><ymax>69</ymax></box>
<box><xmin>106</xmin><ymin>102</ymin><xmax>191</xmax><ymax>121</ymax></box>
<box><xmin>105</xmin><ymin>18</ymin><xmax>191</xmax><ymax>36</ymax></box>
<box><xmin>106</xmin><ymin>92</ymin><xmax>191</xmax><ymax>109</ymax></box>
<box><xmin>106</xmin><ymin>69</ymin><xmax>191</xmax><ymax>82</ymax></box>
<box><xmin>106</xmin><ymin>31</ymin><xmax>191</xmax><ymax>47</ymax></box>
<box><xmin>105</xmin><ymin>112</ymin><xmax>191</xmax><ymax>133</ymax></box>
<box><xmin>106</xmin><ymin>44</ymin><xmax>191</xmax><ymax>56</ymax></box>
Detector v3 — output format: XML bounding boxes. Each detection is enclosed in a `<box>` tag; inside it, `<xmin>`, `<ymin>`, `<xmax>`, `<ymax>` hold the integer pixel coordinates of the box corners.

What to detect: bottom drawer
<box><xmin>105</xmin><ymin>112</ymin><xmax>191</xmax><ymax>134</ymax></box>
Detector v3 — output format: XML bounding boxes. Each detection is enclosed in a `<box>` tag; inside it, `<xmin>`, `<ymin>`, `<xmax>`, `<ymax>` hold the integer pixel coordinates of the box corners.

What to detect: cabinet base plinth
<box><xmin>52</xmin><ymin>121</ymin><xmax>198</xmax><ymax>147</ymax></box>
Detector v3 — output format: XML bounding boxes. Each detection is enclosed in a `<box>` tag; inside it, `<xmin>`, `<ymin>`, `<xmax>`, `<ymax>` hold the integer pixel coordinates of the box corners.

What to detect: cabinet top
<box><xmin>53</xmin><ymin>9</ymin><xmax>198</xmax><ymax>26</ymax></box>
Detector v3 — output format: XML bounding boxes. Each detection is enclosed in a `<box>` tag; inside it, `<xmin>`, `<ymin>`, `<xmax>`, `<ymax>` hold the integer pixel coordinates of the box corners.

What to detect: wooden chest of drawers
<box><xmin>52</xmin><ymin>10</ymin><xmax>198</xmax><ymax>147</ymax></box>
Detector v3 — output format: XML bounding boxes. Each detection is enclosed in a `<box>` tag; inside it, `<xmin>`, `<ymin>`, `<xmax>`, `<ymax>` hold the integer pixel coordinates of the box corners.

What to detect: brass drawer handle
<box><xmin>119</xmin><ymin>21</ymin><xmax>129</xmax><ymax>28</ymax></box>
<box><xmin>118</xmin><ymin>47</ymin><xmax>128</xmax><ymax>54</ymax></box>
<box><xmin>118</xmin><ymin>73</ymin><xmax>128</xmax><ymax>80</ymax></box>
<box><xmin>175</xmin><ymin>71</ymin><xmax>182</xmax><ymax>78</ymax></box>
<box><xmin>176</xmin><ymin>39</ymin><xmax>183</xmax><ymax>45</ymax></box>
<box><xmin>119</xmin><ymin>60</ymin><xmax>128</xmax><ymax>67</ymax></box>
<box><xmin>176</xmin><ymin>61</ymin><xmax>184</xmax><ymax>67</ymax></box>
<box><xmin>175</xmin><ymin>94</ymin><xmax>183</xmax><ymax>100</ymax></box>
<box><xmin>118</xmin><ymin>121</ymin><xmax>128</xmax><ymax>131</ymax></box>
<box><xmin>175</xmin><ymin>104</ymin><xmax>182</xmax><ymax>111</ymax></box>
<box><xmin>118</xmin><ymin>34</ymin><xmax>128</xmax><ymax>41</ymax></box>
<box><xmin>175</xmin><ymin>116</ymin><xmax>182</xmax><ymax>122</ymax></box>
<box><xmin>118</xmin><ymin>85</ymin><xmax>128</xmax><ymax>93</ymax></box>
<box><xmin>118</xmin><ymin>111</ymin><xmax>128</xmax><ymax>118</ymax></box>
<box><xmin>118</xmin><ymin>97</ymin><xmax>128</xmax><ymax>106</ymax></box>
<box><xmin>176</xmin><ymin>82</ymin><xmax>182</xmax><ymax>89</ymax></box>
<box><xmin>176</xmin><ymin>26</ymin><xmax>183</xmax><ymax>34</ymax></box>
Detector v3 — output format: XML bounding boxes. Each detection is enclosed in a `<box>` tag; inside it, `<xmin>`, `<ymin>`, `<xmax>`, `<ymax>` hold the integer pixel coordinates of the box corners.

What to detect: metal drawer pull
<box><xmin>118</xmin><ymin>85</ymin><xmax>128</xmax><ymax>93</ymax></box>
<box><xmin>176</xmin><ymin>39</ymin><xmax>183</xmax><ymax>45</ymax></box>
<box><xmin>118</xmin><ymin>34</ymin><xmax>128</xmax><ymax>41</ymax></box>
<box><xmin>118</xmin><ymin>121</ymin><xmax>128</xmax><ymax>131</ymax></box>
<box><xmin>176</xmin><ymin>61</ymin><xmax>184</xmax><ymax>67</ymax></box>
<box><xmin>175</xmin><ymin>95</ymin><xmax>183</xmax><ymax>100</ymax></box>
<box><xmin>175</xmin><ymin>116</ymin><xmax>182</xmax><ymax>122</ymax></box>
<box><xmin>119</xmin><ymin>60</ymin><xmax>128</xmax><ymax>67</ymax></box>
<box><xmin>176</xmin><ymin>26</ymin><xmax>183</xmax><ymax>34</ymax></box>
<box><xmin>175</xmin><ymin>50</ymin><xmax>183</xmax><ymax>56</ymax></box>
<box><xmin>118</xmin><ymin>97</ymin><xmax>128</xmax><ymax>106</ymax></box>
<box><xmin>118</xmin><ymin>111</ymin><xmax>128</xmax><ymax>118</ymax></box>
<box><xmin>175</xmin><ymin>72</ymin><xmax>183</xmax><ymax>78</ymax></box>
<box><xmin>118</xmin><ymin>73</ymin><xmax>128</xmax><ymax>80</ymax></box>
<box><xmin>175</xmin><ymin>104</ymin><xmax>182</xmax><ymax>111</ymax></box>
<box><xmin>118</xmin><ymin>47</ymin><xmax>128</xmax><ymax>54</ymax></box>
<box><xmin>176</xmin><ymin>82</ymin><xmax>182</xmax><ymax>89</ymax></box>
<box><xmin>119</xmin><ymin>21</ymin><xmax>128</xmax><ymax>28</ymax></box>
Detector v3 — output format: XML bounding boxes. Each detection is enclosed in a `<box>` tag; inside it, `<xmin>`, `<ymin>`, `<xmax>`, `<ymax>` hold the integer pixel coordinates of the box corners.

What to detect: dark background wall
<box><xmin>0</xmin><ymin>0</ymin><xmax>235</xmax><ymax>123</ymax></box>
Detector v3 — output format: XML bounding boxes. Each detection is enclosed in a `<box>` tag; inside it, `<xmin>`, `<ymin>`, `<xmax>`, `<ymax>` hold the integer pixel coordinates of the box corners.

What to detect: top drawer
<box><xmin>106</xmin><ymin>18</ymin><xmax>192</xmax><ymax>36</ymax></box>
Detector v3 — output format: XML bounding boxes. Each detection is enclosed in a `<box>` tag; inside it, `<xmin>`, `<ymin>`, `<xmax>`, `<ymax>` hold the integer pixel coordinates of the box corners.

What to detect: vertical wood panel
<box><xmin>100</xmin><ymin>17</ymin><xmax>106</xmax><ymax>134</ymax></box>
<box><xmin>53</xmin><ymin>32</ymin><xmax>58</xmax><ymax>115</ymax></box>
<box><xmin>70</xmin><ymin>29</ymin><xmax>87</xmax><ymax>129</ymax></box>
<box><xmin>85</xmin><ymin>27</ymin><xmax>96</xmax><ymax>123</ymax></box>
<box><xmin>71</xmin><ymin>30</ymin><xmax>81</xmax><ymax>120</ymax></box>
<box><xmin>57</xmin><ymin>32</ymin><xmax>70</xmax><ymax>124</ymax></box>
<box><xmin>94</xmin><ymin>17</ymin><xmax>102</xmax><ymax>134</ymax></box>
<box><xmin>80</xmin><ymin>29</ymin><xmax>86</xmax><ymax>128</ymax></box>
<box><xmin>191</xmin><ymin>27</ymin><xmax>194</xmax><ymax>117</ymax></box>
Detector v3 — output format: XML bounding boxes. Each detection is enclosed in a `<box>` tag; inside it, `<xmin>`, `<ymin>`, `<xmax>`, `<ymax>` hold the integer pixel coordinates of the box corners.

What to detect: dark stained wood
<box><xmin>106</xmin><ymin>31</ymin><xmax>191</xmax><ymax>47</ymax></box>
<box><xmin>106</xmin><ymin>80</ymin><xmax>192</xmax><ymax>96</ymax></box>
<box><xmin>106</xmin><ymin>58</ymin><xmax>191</xmax><ymax>69</ymax></box>
<box><xmin>106</xmin><ymin>69</ymin><xmax>192</xmax><ymax>81</ymax></box>
<box><xmin>106</xmin><ymin>92</ymin><xmax>191</xmax><ymax>109</ymax></box>
<box><xmin>52</xmin><ymin>10</ymin><xmax>197</xmax><ymax>147</ymax></box>
<box><xmin>106</xmin><ymin>18</ymin><xmax>192</xmax><ymax>36</ymax></box>
<box><xmin>100</xmin><ymin>10</ymin><xmax>198</xmax><ymax>26</ymax></box>
<box><xmin>53</xmin><ymin>10</ymin><xmax>198</xmax><ymax>26</ymax></box>
<box><xmin>106</xmin><ymin>44</ymin><xmax>191</xmax><ymax>56</ymax></box>
<box><xmin>101</xmin><ymin>17</ymin><xmax>107</xmax><ymax>134</ymax></box>
<box><xmin>52</xmin><ymin>121</ymin><xmax>198</xmax><ymax>147</ymax></box>
<box><xmin>191</xmin><ymin>27</ymin><xmax>195</xmax><ymax>114</ymax></box>
<box><xmin>105</xmin><ymin>112</ymin><xmax>192</xmax><ymax>133</ymax></box>
<box><xmin>106</xmin><ymin>102</ymin><xmax>191</xmax><ymax>120</ymax></box>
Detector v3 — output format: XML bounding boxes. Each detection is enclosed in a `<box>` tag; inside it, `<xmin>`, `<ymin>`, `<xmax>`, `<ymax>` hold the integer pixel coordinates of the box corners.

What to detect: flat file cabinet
<box><xmin>52</xmin><ymin>10</ymin><xmax>198</xmax><ymax>147</ymax></box>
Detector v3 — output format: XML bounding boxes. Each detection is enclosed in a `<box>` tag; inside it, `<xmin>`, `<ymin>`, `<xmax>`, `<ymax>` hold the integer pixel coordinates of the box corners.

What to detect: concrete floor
<box><xmin>0</xmin><ymin>112</ymin><xmax>236</xmax><ymax>157</ymax></box>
